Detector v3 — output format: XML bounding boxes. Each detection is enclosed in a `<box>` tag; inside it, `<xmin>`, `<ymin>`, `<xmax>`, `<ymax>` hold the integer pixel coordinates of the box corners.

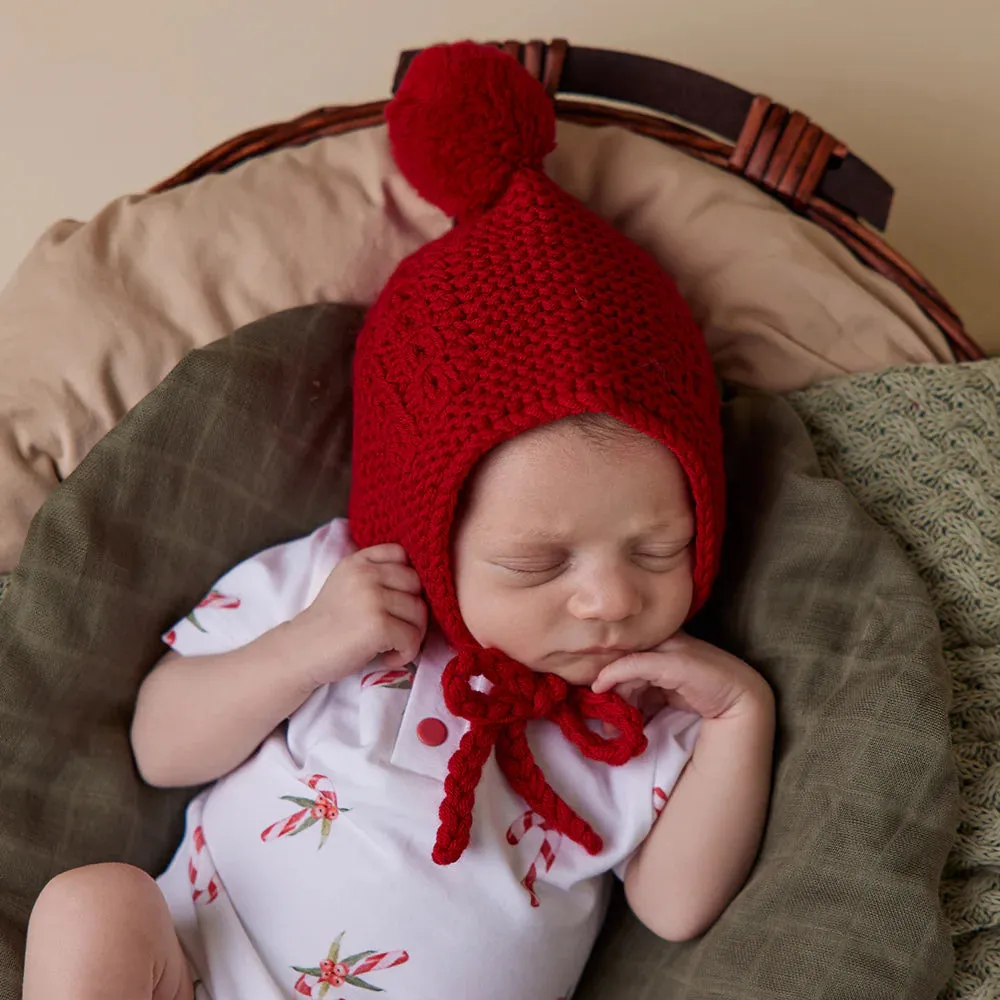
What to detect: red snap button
<box><xmin>416</xmin><ymin>717</ymin><xmax>448</xmax><ymax>747</ymax></box>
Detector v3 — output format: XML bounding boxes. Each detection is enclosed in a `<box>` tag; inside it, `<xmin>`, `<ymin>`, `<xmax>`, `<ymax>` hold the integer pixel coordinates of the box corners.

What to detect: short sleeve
<box><xmin>613</xmin><ymin>708</ymin><xmax>701</xmax><ymax>880</ymax></box>
<box><xmin>162</xmin><ymin>519</ymin><xmax>355</xmax><ymax>657</ymax></box>
<box><xmin>647</xmin><ymin>708</ymin><xmax>701</xmax><ymax>812</ymax></box>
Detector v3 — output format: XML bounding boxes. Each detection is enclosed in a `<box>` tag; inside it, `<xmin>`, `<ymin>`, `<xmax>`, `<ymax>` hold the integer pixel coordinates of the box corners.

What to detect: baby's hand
<box><xmin>292</xmin><ymin>544</ymin><xmax>428</xmax><ymax>688</ymax></box>
<box><xmin>592</xmin><ymin>633</ymin><xmax>770</xmax><ymax>721</ymax></box>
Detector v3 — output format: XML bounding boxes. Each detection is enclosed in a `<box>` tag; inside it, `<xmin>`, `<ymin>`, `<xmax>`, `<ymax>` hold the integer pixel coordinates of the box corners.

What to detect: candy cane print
<box><xmin>304</xmin><ymin>773</ymin><xmax>332</xmax><ymax>794</ymax></box>
<box><xmin>260</xmin><ymin>807</ymin><xmax>310</xmax><ymax>842</ymax></box>
<box><xmin>198</xmin><ymin>591</ymin><xmax>241</xmax><ymax>610</ymax></box>
<box><xmin>292</xmin><ymin>935</ymin><xmax>409</xmax><ymax>994</ymax></box>
<box><xmin>185</xmin><ymin>591</ymin><xmax>242</xmax><ymax>634</ymax></box>
<box><xmin>350</xmin><ymin>951</ymin><xmax>410</xmax><ymax>975</ymax></box>
<box><xmin>506</xmin><ymin>810</ymin><xmax>563</xmax><ymax>908</ymax></box>
<box><xmin>506</xmin><ymin>808</ymin><xmax>544</xmax><ymax>845</ymax></box>
<box><xmin>360</xmin><ymin>664</ymin><xmax>415</xmax><ymax>689</ymax></box>
<box><xmin>187</xmin><ymin>825</ymin><xmax>220</xmax><ymax>904</ymax></box>
<box><xmin>260</xmin><ymin>774</ymin><xmax>346</xmax><ymax>848</ymax></box>
<box><xmin>653</xmin><ymin>786</ymin><xmax>669</xmax><ymax>817</ymax></box>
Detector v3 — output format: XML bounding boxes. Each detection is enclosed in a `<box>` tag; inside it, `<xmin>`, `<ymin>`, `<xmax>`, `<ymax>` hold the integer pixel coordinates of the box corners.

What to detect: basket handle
<box><xmin>394</xmin><ymin>41</ymin><xmax>893</xmax><ymax>232</ymax></box>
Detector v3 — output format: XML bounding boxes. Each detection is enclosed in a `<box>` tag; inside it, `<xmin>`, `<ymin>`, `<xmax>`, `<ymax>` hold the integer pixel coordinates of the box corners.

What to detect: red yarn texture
<box><xmin>434</xmin><ymin>649</ymin><xmax>648</xmax><ymax>864</ymax></box>
<box><xmin>349</xmin><ymin>42</ymin><xmax>726</xmax><ymax>865</ymax></box>
<box><xmin>386</xmin><ymin>43</ymin><xmax>556</xmax><ymax>223</ymax></box>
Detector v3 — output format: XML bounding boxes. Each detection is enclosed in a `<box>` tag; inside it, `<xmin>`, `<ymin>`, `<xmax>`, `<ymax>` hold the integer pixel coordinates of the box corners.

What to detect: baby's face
<box><xmin>453</xmin><ymin>419</ymin><xmax>695</xmax><ymax>686</ymax></box>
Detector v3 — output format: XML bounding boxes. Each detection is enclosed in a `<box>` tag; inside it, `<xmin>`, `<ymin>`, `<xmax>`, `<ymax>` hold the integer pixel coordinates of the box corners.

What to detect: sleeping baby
<box><xmin>22</xmin><ymin>42</ymin><xmax>774</xmax><ymax>1000</ymax></box>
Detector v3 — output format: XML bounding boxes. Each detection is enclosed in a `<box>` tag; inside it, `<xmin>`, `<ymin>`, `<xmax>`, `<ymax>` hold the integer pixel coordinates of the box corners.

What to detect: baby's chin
<box><xmin>528</xmin><ymin>650</ymin><xmax>631</xmax><ymax>688</ymax></box>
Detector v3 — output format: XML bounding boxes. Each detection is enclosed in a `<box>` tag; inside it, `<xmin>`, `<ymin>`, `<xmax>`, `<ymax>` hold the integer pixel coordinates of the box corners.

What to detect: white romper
<box><xmin>156</xmin><ymin>519</ymin><xmax>700</xmax><ymax>1000</ymax></box>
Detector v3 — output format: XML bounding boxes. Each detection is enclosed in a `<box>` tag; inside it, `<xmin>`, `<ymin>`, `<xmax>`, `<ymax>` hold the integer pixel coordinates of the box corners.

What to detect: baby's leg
<box><xmin>24</xmin><ymin>862</ymin><xmax>193</xmax><ymax>1000</ymax></box>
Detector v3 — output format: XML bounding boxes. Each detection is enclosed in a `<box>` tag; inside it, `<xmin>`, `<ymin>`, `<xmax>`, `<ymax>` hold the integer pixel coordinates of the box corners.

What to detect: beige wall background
<box><xmin>1</xmin><ymin>0</ymin><xmax>998</xmax><ymax>352</ymax></box>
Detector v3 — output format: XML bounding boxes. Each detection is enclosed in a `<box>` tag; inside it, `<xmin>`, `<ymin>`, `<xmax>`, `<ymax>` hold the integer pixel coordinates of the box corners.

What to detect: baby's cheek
<box><xmin>453</xmin><ymin>591</ymin><xmax>491</xmax><ymax>647</ymax></box>
<box><xmin>461</xmin><ymin>586</ymin><xmax>526</xmax><ymax>653</ymax></box>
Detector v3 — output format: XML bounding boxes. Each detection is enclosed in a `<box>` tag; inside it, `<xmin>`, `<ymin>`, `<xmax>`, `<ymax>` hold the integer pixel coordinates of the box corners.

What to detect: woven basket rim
<box><xmin>149</xmin><ymin>95</ymin><xmax>982</xmax><ymax>363</ymax></box>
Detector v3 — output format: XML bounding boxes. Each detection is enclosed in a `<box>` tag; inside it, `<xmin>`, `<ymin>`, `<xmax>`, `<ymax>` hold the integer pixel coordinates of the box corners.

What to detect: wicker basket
<box><xmin>151</xmin><ymin>39</ymin><xmax>983</xmax><ymax>363</ymax></box>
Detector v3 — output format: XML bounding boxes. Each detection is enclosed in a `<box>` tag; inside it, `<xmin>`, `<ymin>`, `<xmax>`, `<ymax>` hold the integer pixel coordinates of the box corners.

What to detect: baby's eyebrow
<box><xmin>490</xmin><ymin>536</ymin><xmax>566</xmax><ymax>551</ymax></box>
<box><xmin>639</xmin><ymin>521</ymin><xmax>695</xmax><ymax>540</ymax></box>
<box><xmin>642</xmin><ymin>516</ymin><xmax>687</xmax><ymax>529</ymax></box>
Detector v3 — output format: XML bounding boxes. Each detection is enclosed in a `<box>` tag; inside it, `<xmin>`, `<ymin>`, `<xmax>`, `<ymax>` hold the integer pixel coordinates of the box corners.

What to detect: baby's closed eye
<box><xmin>487</xmin><ymin>545</ymin><xmax>568</xmax><ymax>575</ymax></box>
<box><xmin>630</xmin><ymin>546</ymin><xmax>690</xmax><ymax>571</ymax></box>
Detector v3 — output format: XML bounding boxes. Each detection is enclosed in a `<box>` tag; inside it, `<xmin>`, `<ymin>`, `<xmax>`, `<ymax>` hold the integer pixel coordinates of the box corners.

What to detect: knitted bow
<box><xmin>432</xmin><ymin>647</ymin><xmax>649</xmax><ymax>865</ymax></box>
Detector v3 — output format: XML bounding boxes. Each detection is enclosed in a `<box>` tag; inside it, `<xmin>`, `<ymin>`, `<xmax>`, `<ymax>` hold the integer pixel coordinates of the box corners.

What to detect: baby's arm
<box><xmin>593</xmin><ymin>634</ymin><xmax>774</xmax><ymax>942</ymax></box>
<box><xmin>131</xmin><ymin>543</ymin><xmax>426</xmax><ymax>788</ymax></box>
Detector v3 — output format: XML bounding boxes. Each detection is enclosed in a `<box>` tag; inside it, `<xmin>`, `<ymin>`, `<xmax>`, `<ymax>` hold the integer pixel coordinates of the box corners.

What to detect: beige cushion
<box><xmin>549</xmin><ymin>127</ymin><xmax>953</xmax><ymax>387</ymax></box>
<box><xmin>0</xmin><ymin>120</ymin><xmax>952</xmax><ymax>572</ymax></box>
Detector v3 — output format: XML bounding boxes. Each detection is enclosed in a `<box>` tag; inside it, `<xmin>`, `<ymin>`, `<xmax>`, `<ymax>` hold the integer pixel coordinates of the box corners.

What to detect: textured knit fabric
<box><xmin>0</xmin><ymin>305</ymin><xmax>960</xmax><ymax>1000</ymax></box>
<box><xmin>790</xmin><ymin>360</ymin><xmax>1000</xmax><ymax>1000</ymax></box>
<box><xmin>348</xmin><ymin>42</ymin><xmax>725</xmax><ymax>865</ymax></box>
<box><xmin>156</xmin><ymin>519</ymin><xmax>699</xmax><ymax>1000</ymax></box>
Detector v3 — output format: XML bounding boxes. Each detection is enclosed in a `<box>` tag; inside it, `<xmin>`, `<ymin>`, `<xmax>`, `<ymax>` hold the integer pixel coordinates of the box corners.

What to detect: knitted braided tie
<box><xmin>432</xmin><ymin>647</ymin><xmax>649</xmax><ymax>865</ymax></box>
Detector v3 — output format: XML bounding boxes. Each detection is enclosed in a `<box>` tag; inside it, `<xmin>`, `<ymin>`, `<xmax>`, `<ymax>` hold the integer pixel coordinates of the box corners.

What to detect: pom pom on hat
<box><xmin>386</xmin><ymin>42</ymin><xmax>556</xmax><ymax>222</ymax></box>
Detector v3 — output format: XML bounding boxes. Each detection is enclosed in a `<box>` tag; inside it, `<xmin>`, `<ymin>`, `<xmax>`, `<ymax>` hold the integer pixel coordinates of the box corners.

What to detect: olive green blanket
<box><xmin>1</xmin><ymin>305</ymin><xmax>991</xmax><ymax>999</ymax></box>
<box><xmin>790</xmin><ymin>361</ymin><xmax>1000</xmax><ymax>1000</ymax></box>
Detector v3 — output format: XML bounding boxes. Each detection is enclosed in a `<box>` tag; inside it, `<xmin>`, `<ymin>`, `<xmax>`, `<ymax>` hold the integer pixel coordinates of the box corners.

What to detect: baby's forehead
<box><xmin>474</xmin><ymin>416</ymin><xmax>671</xmax><ymax>478</ymax></box>
<box><xmin>461</xmin><ymin>460</ymin><xmax>693</xmax><ymax>552</ymax></box>
<box><xmin>474</xmin><ymin>417</ymin><xmax>687</xmax><ymax>488</ymax></box>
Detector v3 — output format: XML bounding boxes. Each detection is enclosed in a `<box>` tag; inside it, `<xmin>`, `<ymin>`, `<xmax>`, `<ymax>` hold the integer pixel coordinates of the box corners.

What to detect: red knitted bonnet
<box><xmin>349</xmin><ymin>42</ymin><xmax>725</xmax><ymax>865</ymax></box>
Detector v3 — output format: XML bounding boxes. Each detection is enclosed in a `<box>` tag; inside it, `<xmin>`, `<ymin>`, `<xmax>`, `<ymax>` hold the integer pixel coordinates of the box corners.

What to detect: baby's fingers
<box><xmin>359</xmin><ymin>543</ymin><xmax>410</xmax><ymax>565</ymax></box>
<box><xmin>382</xmin><ymin>591</ymin><xmax>428</xmax><ymax>632</ymax></box>
<box><xmin>382</xmin><ymin>648</ymin><xmax>414</xmax><ymax>670</ymax></box>
<box><xmin>380</xmin><ymin>616</ymin><xmax>425</xmax><ymax>669</ymax></box>
<box><xmin>591</xmin><ymin>652</ymin><xmax>681</xmax><ymax>695</ymax></box>
<box><xmin>374</xmin><ymin>562</ymin><xmax>423</xmax><ymax>595</ymax></box>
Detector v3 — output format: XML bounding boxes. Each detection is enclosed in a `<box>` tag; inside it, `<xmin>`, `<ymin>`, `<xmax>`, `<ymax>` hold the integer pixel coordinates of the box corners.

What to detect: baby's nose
<box><xmin>567</xmin><ymin>570</ymin><xmax>642</xmax><ymax>622</ymax></box>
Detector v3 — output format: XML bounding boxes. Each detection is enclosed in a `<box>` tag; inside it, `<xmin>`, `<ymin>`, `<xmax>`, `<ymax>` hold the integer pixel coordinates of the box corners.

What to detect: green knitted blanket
<box><xmin>790</xmin><ymin>359</ymin><xmax>1000</xmax><ymax>1000</ymax></box>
